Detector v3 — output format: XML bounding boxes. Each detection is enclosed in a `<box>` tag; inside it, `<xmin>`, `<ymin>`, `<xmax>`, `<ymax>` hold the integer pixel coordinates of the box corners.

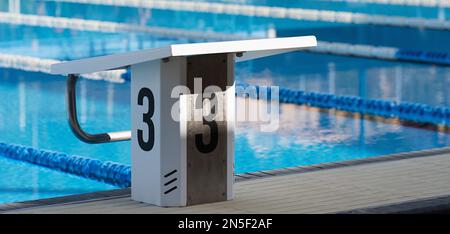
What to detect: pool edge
<box><xmin>2</xmin><ymin>146</ymin><xmax>450</xmax><ymax>213</ymax></box>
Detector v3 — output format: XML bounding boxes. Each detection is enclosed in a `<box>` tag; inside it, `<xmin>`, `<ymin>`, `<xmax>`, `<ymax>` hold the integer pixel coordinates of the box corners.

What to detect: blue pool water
<box><xmin>0</xmin><ymin>156</ymin><xmax>115</xmax><ymax>204</ymax></box>
<box><xmin>0</xmin><ymin>0</ymin><xmax>449</xmax><ymax>204</ymax></box>
<box><xmin>16</xmin><ymin>0</ymin><xmax>450</xmax><ymax>20</ymax></box>
<box><xmin>3</xmin><ymin>3</ymin><xmax>450</xmax><ymax>53</ymax></box>
<box><xmin>1</xmin><ymin>66</ymin><xmax>449</xmax><ymax>204</ymax></box>
<box><xmin>0</xmin><ymin>24</ymin><xmax>191</xmax><ymax>60</ymax></box>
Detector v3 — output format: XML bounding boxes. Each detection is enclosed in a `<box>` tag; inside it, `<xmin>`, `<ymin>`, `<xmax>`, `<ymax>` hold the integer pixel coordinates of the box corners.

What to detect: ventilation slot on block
<box><xmin>164</xmin><ymin>169</ymin><xmax>178</xmax><ymax>194</ymax></box>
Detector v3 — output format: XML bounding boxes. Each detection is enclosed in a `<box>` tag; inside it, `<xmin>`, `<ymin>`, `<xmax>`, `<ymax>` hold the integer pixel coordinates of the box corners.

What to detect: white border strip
<box><xmin>0</xmin><ymin>53</ymin><xmax>125</xmax><ymax>82</ymax></box>
<box><xmin>46</xmin><ymin>0</ymin><xmax>450</xmax><ymax>30</ymax></box>
<box><xmin>325</xmin><ymin>0</ymin><xmax>450</xmax><ymax>8</ymax></box>
<box><xmin>312</xmin><ymin>41</ymin><xmax>399</xmax><ymax>59</ymax></box>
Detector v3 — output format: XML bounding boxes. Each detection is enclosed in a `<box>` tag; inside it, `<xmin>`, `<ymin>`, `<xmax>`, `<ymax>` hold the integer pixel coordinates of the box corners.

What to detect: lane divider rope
<box><xmin>0</xmin><ymin>142</ymin><xmax>131</xmax><ymax>187</ymax></box>
<box><xmin>46</xmin><ymin>0</ymin><xmax>450</xmax><ymax>30</ymax></box>
<box><xmin>313</xmin><ymin>41</ymin><xmax>450</xmax><ymax>65</ymax></box>
<box><xmin>236</xmin><ymin>82</ymin><xmax>450</xmax><ymax>126</ymax></box>
<box><xmin>0</xmin><ymin>53</ymin><xmax>126</xmax><ymax>82</ymax></box>
<box><xmin>325</xmin><ymin>0</ymin><xmax>450</xmax><ymax>8</ymax></box>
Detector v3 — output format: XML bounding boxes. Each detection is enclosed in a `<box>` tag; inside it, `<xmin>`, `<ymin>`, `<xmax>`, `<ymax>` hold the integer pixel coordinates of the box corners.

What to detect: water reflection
<box><xmin>0</xmin><ymin>69</ymin><xmax>131</xmax><ymax>163</ymax></box>
<box><xmin>236</xmin><ymin>98</ymin><xmax>449</xmax><ymax>173</ymax></box>
<box><xmin>237</xmin><ymin>52</ymin><xmax>450</xmax><ymax>106</ymax></box>
<box><xmin>1</xmin><ymin>68</ymin><xmax>449</xmax><ymax>174</ymax></box>
<box><xmin>0</xmin><ymin>25</ymin><xmax>186</xmax><ymax>60</ymax></box>
<box><xmin>0</xmin><ymin>22</ymin><xmax>448</xmax><ymax>107</ymax></box>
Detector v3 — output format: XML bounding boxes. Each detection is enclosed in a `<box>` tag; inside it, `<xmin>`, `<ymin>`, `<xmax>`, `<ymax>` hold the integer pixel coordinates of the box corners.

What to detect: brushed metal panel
<box><xmin>186</xmin><ymin>54</ymin><xmax>230</xmax><ymax>205</ymax></box>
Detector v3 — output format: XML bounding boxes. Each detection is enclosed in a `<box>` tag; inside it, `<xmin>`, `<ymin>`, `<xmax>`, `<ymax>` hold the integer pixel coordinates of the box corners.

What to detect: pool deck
<box><xmin>3</xmin><ymin>148</ymin><xmax>450</xmax><ymax>214</ymax></box>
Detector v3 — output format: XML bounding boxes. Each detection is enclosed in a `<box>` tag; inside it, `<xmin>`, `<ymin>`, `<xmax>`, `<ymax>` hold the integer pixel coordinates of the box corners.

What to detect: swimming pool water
<box><xmin>1</xmin><ymin>24</ymin><xmax>449</xmax><ymax>102</ymax></box>
<box><xmin>1</xmin><ymin>66</ymin><xmax>449</xmax><ymax>204</ymax></box>
<box><xmin>17</xmin><ymin>0</ymin><xmax>450</xmax><ymax>20</ymax></box>
<box><xmin>239</xmin><ymin>52</ymin><xmax>450</xmax><ymax>106</ymax></box>
<box><xmin>1</xmin><ymin>51</ymin><xmax>449</xmax><ymax>164</ymax></box>
<box><xmin>0</xmin><ymin>0</ymin><xmax>449</xmax><ymax>204</ymax></box>
<box><xmin>1</xmin><ymin>64</ymin><xmax>449</xmax><ymax>203</ymax></box>
<box><xmin>0</xmin><ymin>24</ymin><xmax>192</xmax><ymax>60</ymax></box>
<box><xmin>3</xmin><ymin>3</ymin><xmax>449</xmax><ymax>54</ymax></box>
<box><xmin>0</xmin><ymin>156</ymin><xmax>115</xmax><ymax>204</ymax></box>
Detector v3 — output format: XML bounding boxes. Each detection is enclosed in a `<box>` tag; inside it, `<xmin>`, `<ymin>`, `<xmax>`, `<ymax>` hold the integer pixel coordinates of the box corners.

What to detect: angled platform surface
<box><xmin>5</xmin><ymin>151</ymin><xmax>450</xmax><ymax>214</ymax></box>
<box><xmin>50</xmin><ymin>36</ymin><xmax>317</xmax><ymax>74</ymax></box>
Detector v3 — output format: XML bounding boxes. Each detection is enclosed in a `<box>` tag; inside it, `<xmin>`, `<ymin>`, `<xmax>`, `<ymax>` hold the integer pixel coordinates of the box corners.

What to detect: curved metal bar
<box><xmin>67</xmin><ymin>74</ymin><xmax>131</xmax><ymax>143</ymax></box>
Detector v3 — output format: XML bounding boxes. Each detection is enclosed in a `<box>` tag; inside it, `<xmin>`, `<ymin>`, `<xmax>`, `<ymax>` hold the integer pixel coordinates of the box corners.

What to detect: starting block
<box><xmin>50</xmin><ymin>36</ymin><xmax>317</xmax><ymax>207</ymax></box>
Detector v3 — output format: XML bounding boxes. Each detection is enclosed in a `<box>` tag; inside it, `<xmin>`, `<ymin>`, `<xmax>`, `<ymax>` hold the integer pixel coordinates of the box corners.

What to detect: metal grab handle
<box><xmin>67</xmin><ymin>74</ymin><xmax>131</xmax><ymax>144</ymax></box>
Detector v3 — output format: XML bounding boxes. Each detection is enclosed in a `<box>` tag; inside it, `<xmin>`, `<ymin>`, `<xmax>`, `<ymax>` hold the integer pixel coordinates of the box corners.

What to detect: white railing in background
<box><xmin>45</xmin><ymin>0</ymin><xmax>450</xmax><ymax>30</ymax></box>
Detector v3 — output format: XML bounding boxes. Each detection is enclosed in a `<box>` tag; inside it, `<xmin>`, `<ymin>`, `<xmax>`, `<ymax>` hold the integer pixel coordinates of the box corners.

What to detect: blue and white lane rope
<box><xmin>325</xmin><ymin>0</ymin><xmax>450</xmax><ymax>8</ymax></box>
<box><xmin>0</xmin><ymin>142</ymin><xmax>131</xmax><ymax>187</ymax></box>
<box><xmin>313</xmin><ymin>41</ymin><xmax>450</xmax><ymax>66</ymax></box>
<box><xmin>394</xmin><ymin>49</ymin><xmax>450</xmax><ymax>65</ymax></box>
<box><xmin>0</xmin><ymin>53</ymin><xmax>126</xmax><ymax>83</ymax></box>
<box><xmin>47</xmin><ymin>0</ymin><xmax>450</xmax><ymax>30</ymax></box>
<box><xmin>236</xmin><ymin>82</ymin><xmax>450</xmax><ymax>126</ymax></box>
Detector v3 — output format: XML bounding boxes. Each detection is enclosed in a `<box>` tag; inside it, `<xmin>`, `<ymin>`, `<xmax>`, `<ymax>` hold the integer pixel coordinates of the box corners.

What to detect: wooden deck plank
<box><xmin>10</xmin><ymin>197</ymin><xmax>133</xmax><ymax>214</ymax></box>
<box><xmin>6</xmin><ymin>153</ymin><xmax>450</xmax><ymax>214</ymax></box>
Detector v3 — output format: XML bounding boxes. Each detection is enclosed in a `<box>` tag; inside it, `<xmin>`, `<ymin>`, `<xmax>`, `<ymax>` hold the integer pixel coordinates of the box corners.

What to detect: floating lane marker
<box><xmin>48</xmin><ymin>0</ymin><xmax>450</xmax><ymax>30</ymax></box>
<box><xmin>0</xmin><ymin>142</ymin><xmax>131</xmax><ymax>187</ymax></box>
<box><xmin>395</xmin><ymin>49</ymin><xmax>450</xmax><ymax>65</ymax></box>
<box><xmin>236</xmin><ymin>82</ymin><xmax>450</xmax><ymax>126</ymax></box>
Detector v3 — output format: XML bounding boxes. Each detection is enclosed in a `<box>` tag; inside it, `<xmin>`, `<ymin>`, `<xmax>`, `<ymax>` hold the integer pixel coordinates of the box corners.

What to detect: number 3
<box><xmin>195</xmin><ymin>94</ymin><xmax>218</xmax><ymax>153</ymax></box>
<box><xmin>137</xmin><ymin>88</ymin><xmax>155</xmax><ymax>151</ymax></box>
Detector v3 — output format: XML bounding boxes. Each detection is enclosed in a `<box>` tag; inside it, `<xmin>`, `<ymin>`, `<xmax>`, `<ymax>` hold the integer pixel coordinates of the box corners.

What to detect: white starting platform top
<box><xmin>50</xmin><ymin>36</ymin><xmax>317</xmax><ymax>75</ymax></box>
